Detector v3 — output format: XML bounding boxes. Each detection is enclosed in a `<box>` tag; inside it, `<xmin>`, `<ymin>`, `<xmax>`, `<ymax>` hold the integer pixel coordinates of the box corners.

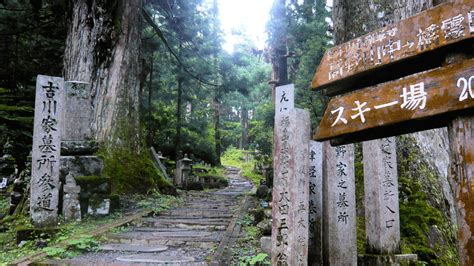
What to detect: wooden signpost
<box><xmin>312</xmin><ymin>1</ymin><xmax>473</xmax><ymax>94</ymax></box>
<box><xmin>315</xmin><ymin>58</ymin><xmax>474</xmax><ymax>141</ymax></box>
<box><xmin>312</xmin><ymin>1</ymin><xmax>474</xmax><ymax>265</ymax></box>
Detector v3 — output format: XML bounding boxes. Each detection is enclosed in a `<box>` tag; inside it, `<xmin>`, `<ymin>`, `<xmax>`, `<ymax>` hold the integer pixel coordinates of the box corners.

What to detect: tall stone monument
<box><xmin>308</xmin><ymin>141</ymin><xmax>323</xmax><ymax>265</ymax></box>
<box><xmin>272</xmin><ymin>108</ymin><xmax>310</xmax><ymax>265</ymax></box>
<box><xmin>30</xmin><ymin>75</ymin><xmax>64</xmax><ymax>227</ymax></box>
<box><xmin>323</xmin><ymin>142</ymin><xmax>357</xmax><ymax>264</ymax></box>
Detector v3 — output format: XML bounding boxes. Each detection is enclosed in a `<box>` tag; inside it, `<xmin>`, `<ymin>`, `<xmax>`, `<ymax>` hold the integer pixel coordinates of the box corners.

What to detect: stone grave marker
<box><xmin>322</xmin><ymin>142</ymin><xmax>356</xmax><ymax>264</ymax></box>
<box><xmin>308</xmin><ymin>141</ymin><xmax>323</xmax><ymax>265</ymax></box>
<box><xmin>30</xmin><ymin>75</ymin><xmax>64</xmax><ymax>227</ymax></box>
<box><xmin>363</xmin><ymin>137</ymin><xmax>401</xmax><ymax>254</ymax></box>
<box><xmin>272</xmin><ymin>108</ymin><xmax>310</xmax><ymax>265</ymax></box>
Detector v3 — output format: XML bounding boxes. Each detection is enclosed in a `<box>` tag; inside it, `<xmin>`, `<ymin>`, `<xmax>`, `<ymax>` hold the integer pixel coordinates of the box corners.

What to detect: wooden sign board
<box><xmin>315</xmin><ymin>58</ymin><xmax>474</xmax><ymax>142</ymax></box>
<box><xmin>312</xmin><ymin>1</ymin><xmax>474</xmax><ymax>93</ymax></box>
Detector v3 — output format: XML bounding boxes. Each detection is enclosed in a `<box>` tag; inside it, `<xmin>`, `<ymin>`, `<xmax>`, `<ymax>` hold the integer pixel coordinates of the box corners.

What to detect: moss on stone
<box><xmin>99</xmin><ymin>147</ymin><xmax>174</xmax><ymax>195</ymax></box>
<box><xmin>397</xmin><ymin>135</ymin><xmax>458</xmax><ymax>265</ymax></box>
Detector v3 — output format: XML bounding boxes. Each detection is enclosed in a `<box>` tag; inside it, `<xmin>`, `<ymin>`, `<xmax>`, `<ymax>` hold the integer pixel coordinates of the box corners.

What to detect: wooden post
<box><xmin>448</xmin><ymin>115</ymin><xmax>474</xmax><ymax>265</ymax></box>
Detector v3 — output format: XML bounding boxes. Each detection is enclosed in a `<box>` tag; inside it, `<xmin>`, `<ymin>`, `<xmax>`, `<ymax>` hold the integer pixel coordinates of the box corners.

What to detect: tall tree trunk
<box><xmin>269</xmin><ymin>0</ymin><xmax>289</xmax><ymax>94</ymax></box>
<box><xmin>64</xmin><ymin>0</ymin><xmax>142</xmax><ymax>147</ymax></box>
<box><xmin>147</xmin><ymin>54</ymin><xmax>154</xmax><ymax>146</ymax></box>
<box><xmin>214</xmin><ymin>95</ymin><xmax>221</xmax><ymax>165</ymax></box>
<box><xmin>175</xmin><ymin>63</ymin><xmax>183</xmax><ymax>160</ymax></box>
<box><xmin>212</xmin><ymin>0</ymin><xmax>222</xmax><ymax>165</ymax></box>
<box><xmin>240</xmin><ymin>106</ymin><xmax>249</xmax><ymax>150</ymax></box>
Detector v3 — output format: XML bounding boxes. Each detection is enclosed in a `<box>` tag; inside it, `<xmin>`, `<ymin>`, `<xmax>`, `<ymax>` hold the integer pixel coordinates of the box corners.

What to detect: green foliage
<box><xmin>136</xmin><ymin>189</ymin><xmax>178</xmax><ymax>215</ymax></box>
<box><xmin>100</xmin><ymin>146</ymin><xmax>173</xmax><ymax>194</ymax></box>
<box><xmin>42</xmin><ymin>247</ymin><xmax>67</xmax><ymax>258</ymax></box>
<box><xmin>221</xmin><ymin>147</ymin><xmax>264</xmax><ymax>185</ymax></box>
<box><xmin>239</xmin><ymin>253</ymin><xmax>270</xmax><ymax>266</ymax></box>
<box><xmin>397</xmin><ymin>136</ymin><xmax>458</xmax><ymax>264</ymax></box>
<box><xmin>67</xmin><ymin>235</ymin><xmax>99</xmax><ymax>252</ymax></box>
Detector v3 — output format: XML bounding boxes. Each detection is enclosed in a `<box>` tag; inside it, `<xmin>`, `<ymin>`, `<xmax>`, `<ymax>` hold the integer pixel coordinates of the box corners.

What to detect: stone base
<box><xmin>358</xmin><ymin>254</ymin><xmax>418</xmax><ymax>266</ymax></box>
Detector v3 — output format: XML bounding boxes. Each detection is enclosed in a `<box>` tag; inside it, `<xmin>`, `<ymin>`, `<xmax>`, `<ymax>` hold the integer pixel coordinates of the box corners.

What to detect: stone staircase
<box><xmin>52</xmin><ymin>167</ymin><xmax>253</xmax><ymax>266</ymax></box>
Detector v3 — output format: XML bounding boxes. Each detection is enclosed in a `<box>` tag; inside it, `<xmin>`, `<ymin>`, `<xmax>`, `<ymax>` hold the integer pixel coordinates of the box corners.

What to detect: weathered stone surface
<box><xmin>61</xmin><ymin>81</ymin><xmax>93</xmax><ymax>141</ymax></box>
<box><xmin>150</xmin><ymin>147</ymin><xmax>170</xmax><ymax>180</ymax></box>
<box><xmin>62</xmin><ymin>193</ymin><xmax>81</xmax><ymax>221</ymax></box>
<box><xmin>60</xmin><ymin>156</ymin><xmax>104</xmax><ymax>177</ymax></box>
<box><xmin>116</xmin><ymin>255</ymin><xmax>195</xmax><ymax>263</ymax></box>
<box><xmin>309</xmin><ymin>141</ymin><xmax>323</xmax><ymax>265</ymax></box>
<box><xmin>323</xmin><ymin>142</ymin><xmax>357</xmax><ymax>264</ymax></box>
<box><xmin>363</xmin><ymin>137</ymin><xmax>401</xmax><ymax>254</ymax></box>
<box><xmin>358</xmin><ymin>253</ymin><xmax>418</xmax><ymax>265</ymax></box>
<box><xmin>30</xmin><ymin>75</ymin><xmax>64</xmax><ymax>227</ymax></box>
<box><xmin>99</xmin><ymin>243</ymin><xmax>168</xmax><ymax>252</ymax></box>
<box><xmin>61</xmin><ymin>140</ymin><xmax>99</xmax><ymax>155</ymax></box>
<box><xmin>272</xmin><ymin>108</ymin><xmax>310</xmax><ymax>265</ymax></box>
<box><xmin>87</xmin><ymin>198</ymin><xmax>110</xmax><ymax>216</ymax></box>
<box><xmin>260</xmin><ymin>236</ymin><xmax>271</xmax><ymax>254</ymax></box>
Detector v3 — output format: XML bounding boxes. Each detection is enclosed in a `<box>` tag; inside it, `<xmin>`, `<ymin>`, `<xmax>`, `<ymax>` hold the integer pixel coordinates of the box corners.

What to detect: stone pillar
<box><xmin>363</xmin><ymin>138</ymin><xmax>400</xmax><ymax>254</ymax></box>
<box><xmin>174</xmin><ymin>160</ymin><xmax>183</xmax><ymax>187</ymax></box>
<box><xmin>272</xmin><ymin>108</ymin><xmax>310</xmax><ymax>265</ymax></box>
<box><xmin>62</xmin><ymin>173</ymin><xmax>81</xmax><ymax>221</ymax></box>
<box><xmin>30</xmin><ymin>75</ymin><xmax>64</xmax><ymax>227</ymax></box>
<box><xmin>323</xmin><ymin>142</ymin><xmax>357</xmax><ymax>265</ymax></box>
<box><xmin>308</xmin><ymin>141</ymin><xmax>323</xmax><ymax>265</ymax></box>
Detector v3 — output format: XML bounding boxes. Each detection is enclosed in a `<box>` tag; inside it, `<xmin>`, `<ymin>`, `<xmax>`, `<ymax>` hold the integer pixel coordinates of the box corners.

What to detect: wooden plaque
<box><xmin>312</xmin><ymin>1</ymin><xmax>474</xmax><ymax>92</ymax></box>
<box><xmin>315</xmin><ymin>58</ymin><xmax>474</xmax><ymax>141</ymax></box>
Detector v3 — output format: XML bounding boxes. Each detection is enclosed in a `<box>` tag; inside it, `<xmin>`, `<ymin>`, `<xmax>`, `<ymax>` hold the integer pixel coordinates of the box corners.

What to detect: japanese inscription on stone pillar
<box><xmin>31</xmin><ymin>75</ymin><xmax>64</xmax><ymax>226</ymax></box>
<box><xmin>308</xmin><ymin>141</ymin><xmax>323</xmax><ymax>265</ymax></box>
<box><xmin>323</xmin><ymin>143</ymin><xmax>356</xmax><ymax>264</ymax></box>
<box><xmin>363</xmin><ymin>137</ymin><xmax>401</xmax><ymax>253</ymax></box>
<box><xmin>272</xmin><ymin>108</ymin><xmax>310</xmax><ymax>265</ymax></box>
<box><xmin>275</xmin><ymin>84</ymin><xmax>295</xmax><ymax>114</ymax></box>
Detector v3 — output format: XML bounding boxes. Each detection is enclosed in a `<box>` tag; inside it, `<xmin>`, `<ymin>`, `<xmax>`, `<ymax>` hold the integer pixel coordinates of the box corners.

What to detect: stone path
<box><xmin>52</xmin><ymin>167</ymin><xmax>253</xmax><ymax>265</ymax></box>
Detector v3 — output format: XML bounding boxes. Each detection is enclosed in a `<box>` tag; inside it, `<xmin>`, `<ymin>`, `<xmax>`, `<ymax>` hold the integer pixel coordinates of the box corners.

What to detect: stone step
<box><xmin>131</xmin><ymin>226</ymin><xmax>226</xmax><ymax>232</ymax></box>
<box><xmin>116</xmin><ymin>254</ymin><xmax>202</xmax><ymax>265</ymax></box>
<box><xmin>99</xmin><ymin>243</ymin><xmax>168</xmax><ymax>253</ymax></box>
<box><xmin>160</xmin><ymin>213</ymin><xmax>234</xmax><ymax>219</ymax></box>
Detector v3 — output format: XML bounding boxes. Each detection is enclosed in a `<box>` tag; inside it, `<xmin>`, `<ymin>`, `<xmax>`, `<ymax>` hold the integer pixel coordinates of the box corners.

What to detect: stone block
<box><xmin>260</xmin><ymin>236</ymin><xmax>271</xmax><ymax>254</ymax></box>
<box><xmin>75</xmin><ymin>175</ymin><xmax>111</xmax><ymax>195</ymax></box>
<box><xmin>358</xmin><ymin>253</ymin><xmax>418</xmax><ymax>266</ymax></box>
<box><xmin>87</xmin><ymin>197</ymin><xmax>110</xmax><ymax>216</ymax></box>
<box><xmin>60</xmin><ymin>156</ymin><xmax>104</xmax><ymax>178</ymax></box>
<box><xmin>61</xmin><ymin>140</ymin><xmax>99</xmax><ymax>155</ymax></box>
<box><xmin>61</xmin><ymin>81</ymin><xmax>93</xmax><ymax>141</ymax></box>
